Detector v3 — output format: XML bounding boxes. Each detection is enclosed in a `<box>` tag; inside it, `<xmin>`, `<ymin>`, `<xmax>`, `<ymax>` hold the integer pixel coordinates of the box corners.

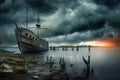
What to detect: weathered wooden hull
<box><xmin>15</xmin><ymin>27</ymin><xmax>48</xmax><ymax>53</ymax></box>
<box><xmin>18</xmin><ymin>41</ymin><xmax>48</xmax><ymax>53</ymax></box>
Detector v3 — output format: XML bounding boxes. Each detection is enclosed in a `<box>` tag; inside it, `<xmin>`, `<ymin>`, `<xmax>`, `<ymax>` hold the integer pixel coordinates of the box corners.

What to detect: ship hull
<box><xmin>19</xmin><ymin>41</ymin><xmax>47</xmax><ymax>53</ymax></box>
<box><xmin>15</xmin><ymin>26</ymin><xmax>48</xmax><ymax>53</ymax></box>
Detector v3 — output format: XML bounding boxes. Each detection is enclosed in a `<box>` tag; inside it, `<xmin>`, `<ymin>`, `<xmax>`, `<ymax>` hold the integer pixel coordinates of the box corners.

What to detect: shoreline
<box><xmin>0</xmin><ymin>49</ymin><xmax>66</xmax><ymax>80</ymax></box>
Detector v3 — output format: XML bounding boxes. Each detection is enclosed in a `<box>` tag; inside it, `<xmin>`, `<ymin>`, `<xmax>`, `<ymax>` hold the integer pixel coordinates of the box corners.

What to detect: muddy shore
<box><xmin>0</xmin><ymin>49</ymin><xmax>94</xmax><ymax>80</ymax></box>
<box><xmin>0</xmin><ymin>50</ymin><xmax>66</xmax><ymax>80</ymax></box>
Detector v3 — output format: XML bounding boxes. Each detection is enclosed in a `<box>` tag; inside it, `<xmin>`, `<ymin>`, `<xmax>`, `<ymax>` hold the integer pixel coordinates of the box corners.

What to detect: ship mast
<box><xmin>26</xmin><ymin>4</ymin><xmax>28</xmax><ymax>29</ymax></box>
<box><xmin>36</xmin><ymin>11</ymin><xmax>41</xmax><ymax>37</ymax></box>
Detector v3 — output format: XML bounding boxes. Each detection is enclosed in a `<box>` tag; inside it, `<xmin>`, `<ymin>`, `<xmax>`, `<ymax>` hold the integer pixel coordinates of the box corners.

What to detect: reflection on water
<box><xmin>3</xmin><ymin>47</ymin><xmax>120</xmax><ymax>80</ymax></box>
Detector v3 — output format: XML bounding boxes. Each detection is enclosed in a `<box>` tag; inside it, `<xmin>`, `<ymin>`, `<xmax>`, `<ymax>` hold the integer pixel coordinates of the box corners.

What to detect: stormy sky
<box><xmin>0</xmin><ymin>0</ymin><xmax>120</xmax><ymax>46</ymax></box>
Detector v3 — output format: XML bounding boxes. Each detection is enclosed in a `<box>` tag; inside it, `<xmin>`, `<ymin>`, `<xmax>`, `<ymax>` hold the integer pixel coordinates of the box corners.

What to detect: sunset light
<box><xmin>86</xmin><ymin>41</ymin><xmax>114</xmax><ymax>47</ymax></box>
<box><xmin>85</xmin><ymin>38</ymin><xmax>120</xmax><ymax>47</ymax></box>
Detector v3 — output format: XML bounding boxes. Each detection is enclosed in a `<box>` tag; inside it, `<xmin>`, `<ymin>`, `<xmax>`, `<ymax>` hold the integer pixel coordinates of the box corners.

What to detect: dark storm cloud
<box><xmin>46</xmin><ymin>22</ymin><xmax>118</xmax><ymax>43</ymax></box>
<box><xmin>69</xmin><ymin>19</ymin><xmax>106</xmax><ymax>33</ymax></box>
<box><xmin>0</xmin><ymin>0</ymin><xmax>26</xmax><ymax>25</ymax></box>
<box><xmin>43</xmin><ymin>0</ymin><xmax>120</xmax><ymax>43</ymax></box>
<box><xmin>93</xmin><ymin>0</ymin><xmax>120</xmax><ymax>8</ymax></box>
<box><xmin>43</xmin><ymin>0</ymin><xmax>107</xmax><ymax>37</ymax></box>
<box><xmin>0</xmin><ymin>0</ymin><xmax>120</xmax><ymax>44</ymax></box>
<box><xmin>27</xmin><ymin>0</ymin><xmax>57</xmax><ymax>14</ymax></box>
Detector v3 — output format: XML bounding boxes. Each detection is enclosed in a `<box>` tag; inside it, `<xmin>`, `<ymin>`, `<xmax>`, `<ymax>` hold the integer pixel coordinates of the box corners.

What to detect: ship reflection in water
<box><xmin>3</xmin><ymin>47</ymin><xmax>120</xmax><ymax>80</ymax></box>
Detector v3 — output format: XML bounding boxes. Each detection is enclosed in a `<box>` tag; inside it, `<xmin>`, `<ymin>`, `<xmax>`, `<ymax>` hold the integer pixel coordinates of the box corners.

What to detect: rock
<box><xmin>0</xmin><ymin>63</ymin><xmax>13</xmax><ymax>73</ymax></box>
<box><xmin>0</xmin><ymin>50</ymin><xmax>27</xmax><ymax>80</ymax></box>
<box><xmin>32</xmin><ymin>75</ymin><xmax>39</xmax><ymax>79</ymax></box>
<box><xmin>0</xmin><ymin>63</ymin><xmax>14</xmax><ymax>80</ymax></box>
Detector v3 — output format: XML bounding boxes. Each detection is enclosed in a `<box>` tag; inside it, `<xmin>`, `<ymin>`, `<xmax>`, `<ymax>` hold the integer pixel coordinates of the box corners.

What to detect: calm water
<box><xmin>3</xmin><ymin>47</ymin><xmax>120</xmax><ymax>80</ymax></box>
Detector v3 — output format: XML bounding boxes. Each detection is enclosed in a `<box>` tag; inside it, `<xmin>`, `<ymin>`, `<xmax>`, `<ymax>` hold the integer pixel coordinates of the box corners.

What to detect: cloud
<box><xmin>40</xmin><ymin>0</ymin><xmax>107</xmax><ymax>37</ymax></box>
<box><xmin>45</xmin><ymin>22</ymin><xmax>119</xmax><ymax>44</ymax></box>
<box><xmin>93</xmin><ymin>0</ymin><xmax>120</xmax><ymax>8</ymax></box>
<box><xmin>0</xmin><ymin>0</ymin><xmax>120</xmax><ymax>44</ymax></box>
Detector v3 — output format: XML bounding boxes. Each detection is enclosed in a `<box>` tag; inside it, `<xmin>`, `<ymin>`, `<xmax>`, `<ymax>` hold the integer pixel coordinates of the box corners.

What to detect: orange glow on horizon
<box><xmin>85</xmin><ymin>38</ymin><xmax>120</xmax><ymax>47</ymax></box>
<box><xmin>86</xmin><ymin>41</ymin><xmax>115</xmax><ymax>47</ymax></box>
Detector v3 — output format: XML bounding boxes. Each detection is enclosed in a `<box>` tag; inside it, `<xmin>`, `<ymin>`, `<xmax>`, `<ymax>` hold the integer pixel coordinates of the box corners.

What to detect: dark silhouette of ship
<box><xmin>15</xmin><ymin>7</ymin><xmax>48</xmax><ymax>53</ymax></box>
